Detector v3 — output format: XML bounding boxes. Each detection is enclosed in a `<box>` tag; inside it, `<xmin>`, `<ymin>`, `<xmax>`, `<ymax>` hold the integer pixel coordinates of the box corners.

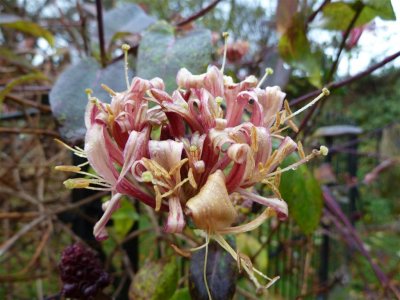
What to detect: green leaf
<box><xmin>189</xmin><ymin>239</ymin><xmax>237</xmax><ymax>300</ymax></box>
<box><xmin>110</xmin><ymin>198</ymin><xmax>138</xmax><ymax>240</ymax></box>
<box><xmin>363</xmin><ymin>0</ymin><xmax>396</xmax><ymax>20</ymax></box>
<box><xmin>276</xmin><ymin>0</ymin><xmax>298</xmax><ymax>34</ymax></box>
<box><xmin>279</xmin><ymin>153</ymin><xmax>323</xmax><ymax>234</ymax></box>
<box><xmin>93</xmin><ymin>3</ymin><xmax>156</xmax><ymax>46</ymax></box>
<box><xmin>129</xmin><ymin>258</ymin><xmax>179</xmax><ymax>300</ymax></box>
<box><xmin>170</xmin><ymin>288</ymin><xmax>191</xmax><ymax>300</ymax></box>
<box><xmin>137</xmin><ymin>21</ymin><xmax>212</xmax><ymax>92</ymax></box>
<box><xmin>278</xmin><ymin>14</ymin><xmax>322</xmax><ymax>87</ymax></box>
<box><xmin>0</xmin><ymin>18</ymin><xmax>55</xmax><ymax>46</ymax></box>
<box><xmin>49</xmin><ymin>57</ymin><xmax>133</xmax><ymax>142</ymax></box>
<box><xmin>322</xmin><ymin>1</ymin><xmax>396</xmax><ymax>31</ymax></box>
<box><xmin>0</xmin><ymin>73</ymin><xmax>48</xmax><ymax>110</ymax></box>
<box><xmin>236</xmin><ymin>233</ymin><xmax>268</xmax><ymax>271</ymax></box>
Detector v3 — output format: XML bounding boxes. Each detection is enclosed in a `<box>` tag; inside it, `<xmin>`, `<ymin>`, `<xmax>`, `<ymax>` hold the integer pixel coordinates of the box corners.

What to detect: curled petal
<box><xmin>224</xmin><ymin>75</ymin><xmax>258</xmax><ymax>115</ymax></box>
<box><xmin>176</xmin><ymin>68</ymin><xmax>205</xmax><ymax>89</ymax></box>
<box><xmin>226</xmin><ymin>91</ymin><xmax>250</xmax><ymax>127</ymax></box>
<box><xmin>129</xmin><ymin>77</ymin><xmax>152</xmax><ymax>98</ymax></box>
<box><xmin>150</xmin><ymin>88</ymin><xmax>173</xmax><ymax>103</ymax></box>
<box><xmin>93</xmin><ymin>193</ymin><xmax>123</xmax><ymax>240</ymax></box>
<box><xmin>164</xmin><ymin>196</ymin><xmax>186</xmax><ymax>233</ymax></box>
<box><xmin>228</xmin><ymin>143</ymin><xmax>251</xmax><ymax>164</ymax></box>
<box><xmin>237</xmin><ymin>188</ymin><xmax>288</xmax><ymax>220</ymax></box>
<box><xmin>209</xmin><ymin>128</ymin><xmax>236</xmax><ymax>153</ymax></box>
<box><xmin>147</xmin><ymin>106</ymin><xmax>167</xmax><ymax>125</ymax></box>
<box><xmin>118</xmin><ymin>127</ymin><xmax>150</xmax><ymax>182</ymax></box>
<box><xmin>253</xmin><ymin>127</ymin><xmax>271</xmax><ymax>165</ymax></box>
<box><xmin>150</xmin><ymin>77</ymin><xmax>165</xmax><ymax>90</ymax></box>
<box><xmin>257</xmin><ymin>86</ymin><xmax>286</xmax><ymax>127</ymax></box>
<box><xmin>203</xmin><ymin>66</ymin><xmax>224</xmax><ymax>97</ymax></box>
<box><xmin>155</xmin><ymin>90</ymin><xmax>202</xmax><ymax>132</ymax></box>
<box><xmin>176</xmin><ymin>66</ymin><xmax>224</xmax><ymax>97</ymax></box>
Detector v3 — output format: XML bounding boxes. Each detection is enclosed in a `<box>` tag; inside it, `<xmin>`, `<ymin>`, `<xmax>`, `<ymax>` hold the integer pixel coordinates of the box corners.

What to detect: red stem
<box><xmin>174</xmin><ymin>0</ymin><xmax>221</xmax><ymax>27</ymax></box>
<box><xmin>290</xmin><ymin>50</ymin><xmax>400</xmax><ymax>107</ymax></box>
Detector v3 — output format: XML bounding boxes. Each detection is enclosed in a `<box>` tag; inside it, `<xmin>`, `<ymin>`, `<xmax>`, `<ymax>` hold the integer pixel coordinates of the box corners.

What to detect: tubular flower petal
<box><xmin>93</xmin><ymin>193</ymin><xmax>123</xmax><ymax>241</ymax></box>
<box><xmin>84</xmin><ymin>124</ymin><xmax>118</xmax><ymax>186</ymax></box>
<box><xmin>57</xmin><ymin>45</ymin><xmax>330</xmax><ymax>291</ymax></box>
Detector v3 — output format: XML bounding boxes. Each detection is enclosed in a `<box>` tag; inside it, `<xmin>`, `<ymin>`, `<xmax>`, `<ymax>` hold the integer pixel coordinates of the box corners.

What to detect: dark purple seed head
<box><xmin>59</xmin><ymin>243</ymin><xmax>110</xmax><ymax>299</ymax></box>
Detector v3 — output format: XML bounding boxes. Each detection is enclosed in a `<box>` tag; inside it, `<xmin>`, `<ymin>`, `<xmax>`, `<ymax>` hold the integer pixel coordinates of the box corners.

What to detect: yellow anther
<box><xmin>85</xmin><ymin>88</ymin><xmax>93</xmax><ymax>95</ymax></box>
<box><xmin>55</xmin><ymin>165</ymin><xmax>81</xmax><ymax>173</ymax></box>
<box><xmin>63</xmin><ymin>178</ymin><xmax>90</xmax><ymax>189</ymax></box>
<box><xmin>101</xmin><ymin>84</ymin><xmax>116</xmax><ymax>96</ymax></box>
<box><xmin>221</xmin><ymin>32</ymin><xmax>230</xmax><ymax>73</ymax></box>
<box><xmin>122</xmin><ymin>44</ymin><xmax>131</xmax><ymax>89</ymax></box>
<box><xmin>265</xmin><ymin>68</ymin><xmax>274</xmax><ymax>75</ymax></box>
<box><xmin>141</xmin><ymin>171</ymin><xmax>153</xmax><ymax>182</ymax></box>
<box><xmin>319</xmin><ymin>145</ymin><xmax>329</xmax><ymax>156</ymax></box>
<box><xmin>257</xmin><ymin>67</ymin><xmax>274</xmax><ymax>88</ymax></box>
<box><xmin>189</xmin><ymin>145</ymin><xmax>198</xmax><ymax>152</ymax></box>
<box><xmin>121</xmin><ymin>44</ymin><xmax>131</xmax><ymax>51</ymax></box>
<box><xmin>322</xmin><ymin>87</ymin><xmax>330</xmax><ymax>96</ymax></box>
<box><xmin>215</xmin><ymin>96</ymin><xmax>223</xmax><ymax>105</ymax></box>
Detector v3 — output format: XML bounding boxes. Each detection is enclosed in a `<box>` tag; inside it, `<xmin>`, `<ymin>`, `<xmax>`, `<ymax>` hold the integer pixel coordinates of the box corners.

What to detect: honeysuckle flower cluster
<box><xmin>56</xmin><ymin>38</ymin><xmax>329</xmax><ymax>292</ymax></box>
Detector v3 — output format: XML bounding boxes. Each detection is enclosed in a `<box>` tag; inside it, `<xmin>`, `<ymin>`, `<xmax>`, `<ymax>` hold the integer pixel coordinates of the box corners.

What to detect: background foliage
<box><xmin>0</xmin><ymin>0</ymin><xmax>399</xmax><ymax>299</ymax></box>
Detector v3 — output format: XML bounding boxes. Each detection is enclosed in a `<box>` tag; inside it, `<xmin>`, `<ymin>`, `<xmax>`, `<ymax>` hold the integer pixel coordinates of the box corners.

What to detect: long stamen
<box><xmin>101</xmin><ymin>83</ymin><xmax>116</xmax><ymax>96</ymax></box>
<box><xmin>85</xmin><ymin>88</ymin><xmax>93</xmax><ymax>99</ymax></box>
<box><xmin>54</xmin><ymin>139</ymin><xmax>86</xmax><ymax>158</ymax></box>
<box><xmin>256</xmin><ymin>68</ymin><xmax>274</xmax><ymax>88</ymax></box>
<box><xmin>213</xmin><ymin>234</ymin><xmax>277</xmax><ymax>289</ymax></box>
<box><xmin>265</xmin><ymin>146</ymin><xmax>329</xmax><ymax>178</ymax></box>
<box><xmin>77</xmin><ymin>161</ymin><xmax>90</xmax><ymax>168</ymax></box>
<box><xmin>203</xmin><ymin>234</ymin><xmax>212</xmax><ymax>300</ymax></box>
<box><xmin>284</xmin><ymin>88</ymin><xmax>330</xmax><ymax>122</ymax></box>
<box><xmin>63</xmin><ymin>178</ymin><xmax>112</xmax><ymax>190</ymax></box>
<box><xmin>55</xmin><ymin>165</ymin><xmax>109</xmax><ymax>183</ymax></box>
<box><xmin>220</xmin><ymin>32</ymin><xmax>229</xmax><ymax>74</ymax></box>
<box><xmin>122</xmin><ymin>44</ymin><xmax>131</xmax><ymax>89</ymax></box>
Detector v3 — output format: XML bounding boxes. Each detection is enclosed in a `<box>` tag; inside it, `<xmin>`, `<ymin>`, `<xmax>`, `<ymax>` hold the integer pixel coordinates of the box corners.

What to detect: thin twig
<box><xmin>323</xmin><ymin>187</ymin><xmax>400</xmax><ymax>298</ymax></box>
<box><xmin>5</xmin><ymin>93</ymin><xmax>51</xmax><ymax>112</ymax></box>
<box><xmin>0</xmin><ymin>127</ymin><xmax>60</xmax><ymax>138</ymax></box>
<box><xmin>295</xmin><ymin>4</ymin><xmax>364</xmax><ymax>137</ymax></box>
<box><xmin>15</xmin><ymin>224</ymin><xmax>52</xmax><ymax>275</ymax></box>
<box><xmin>327</xmin><ymin>4</ymin><xmax>364</xmax><ymax>82</ymax></box>
<box><xmin>307</xmin><ymin>0</ymin><xmax>331</xmax><ymax>23</ymax></box>
<box><xmin>0</xmin><ymin>211</ymin><xmax>39</xmax><ymax>220</ymax></box>
<box><xmin>95</xmin><ymin>0</ymin><xmax>107</xmax><ymax>68</ymax></box>
<box><xmin>174</xmin><ymin>0</ymin><xmax>222</xmax><ymax>27</ymax></box>
<box><xmin>290</xmin><ymin>50</ymin><xmax>400</xmax><ymax>107</ymax></box>
<box><xmin>0</xmin><ymin>215</ymin><xmax>46</xmax><ymax>256</ymax></box>
<box><xmin>52</xmin><ymin>191</ymin><xmax>108</xmax><ymax>215</ymax></box>
<box><xmin>76</xmin><ymin>0</ymin><xmax>89</xmax><ymax>55</ymax></box>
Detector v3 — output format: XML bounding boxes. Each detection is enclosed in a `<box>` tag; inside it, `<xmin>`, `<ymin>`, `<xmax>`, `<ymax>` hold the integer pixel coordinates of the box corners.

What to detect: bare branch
<box><xmin>95</xmin><ymin>0</ymin><xmax>107</xmax><ymax>67</ymax></box>
<box><xmin>175</xmin><ymin>0</ymin><xmax>222</xmax><ymax>27</ymax></box>
<box><xmin>290</xmin><ymin>50</ymin><xmax>400</xmax><ymax>107</ymax></box>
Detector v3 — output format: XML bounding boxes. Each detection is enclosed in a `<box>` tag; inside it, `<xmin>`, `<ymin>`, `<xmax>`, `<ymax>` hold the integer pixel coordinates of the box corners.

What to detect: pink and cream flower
<box><xmin>56</xmin><ymin>40</ymin><xmax>329</xmax><ymax>290</ymax></box>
